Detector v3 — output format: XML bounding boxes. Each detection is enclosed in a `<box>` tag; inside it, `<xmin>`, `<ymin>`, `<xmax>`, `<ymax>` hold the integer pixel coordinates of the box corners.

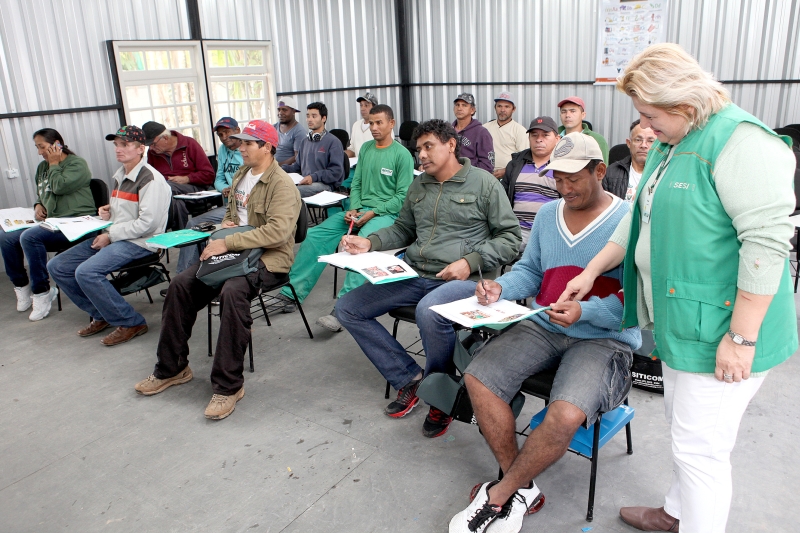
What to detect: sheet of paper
<box><xmin>318</xmin><ymin>251</ymin><xmax>418</xmax><ymax>284</ymax></box>
<box><xmin>413</xmin><ymin>169</ymin><xmax>423</xmax><ymax>176</ymax></box>
<box><xmin>0</xmin><ymin>207</ymin><xmax>37</xmax><ymax>232</ymax></box>
<box><xmin>348</xmin><ymin>157</ymin><xmax>358</xmax><ymax>168</ymax></box>
<box><xmin>287</xmin><ymin>173</ymin><xmax>304</xmax><ymax>185</ymax></box>
<box><xmin>42</xmin><ymin>216</ymin><xmax>113</xmax><ymax>241</ymax></box>
<box><xmin>302</xmin><ymin>191</ymin><xmax>348</xmax><ymax>206</ymax></box>
<box><xmin>429</xmin><ymin>296</ymin><xmax>549</xmax><ymax>328</ymax></box>
<box><xmin>173</xmin><ymin>190</ymin><xmax>222</xmax><ymax>200</ymax></box>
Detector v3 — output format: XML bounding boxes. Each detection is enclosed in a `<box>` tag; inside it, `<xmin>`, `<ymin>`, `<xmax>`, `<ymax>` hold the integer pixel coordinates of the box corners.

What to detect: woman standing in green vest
<box><xmin>559</xmin><ymin>44</ymin><xmax>797</xmax><ymax>533</ymax></box>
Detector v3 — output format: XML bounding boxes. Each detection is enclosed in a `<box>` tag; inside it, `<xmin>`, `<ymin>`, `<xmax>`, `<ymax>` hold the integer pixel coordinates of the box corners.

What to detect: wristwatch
<box><xmin>727</xmin><ymin>329</ymin><xmax>756</xmax><ymax>347</ymax></box>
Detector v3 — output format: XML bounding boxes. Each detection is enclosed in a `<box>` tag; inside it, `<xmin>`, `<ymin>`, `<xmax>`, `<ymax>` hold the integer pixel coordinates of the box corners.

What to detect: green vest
<box><xmin>621</xmin><ymin>104</ymin><xmax>798</xmax><ymax>373</ymax></box>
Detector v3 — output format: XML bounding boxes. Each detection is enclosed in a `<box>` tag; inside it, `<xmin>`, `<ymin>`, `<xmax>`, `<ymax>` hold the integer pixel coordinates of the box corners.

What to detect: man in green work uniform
<box><xmin>276</xmin><ymin>104</ymin><xmax>414</xmax><ymax>332</ymax></box>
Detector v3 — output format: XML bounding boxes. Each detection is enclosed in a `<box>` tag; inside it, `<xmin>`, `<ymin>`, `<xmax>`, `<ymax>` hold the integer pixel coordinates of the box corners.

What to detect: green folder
<box><xmin>146</xmin><ymin>229</ymin><xmax>209</xmax><ymax>249</ymax></box>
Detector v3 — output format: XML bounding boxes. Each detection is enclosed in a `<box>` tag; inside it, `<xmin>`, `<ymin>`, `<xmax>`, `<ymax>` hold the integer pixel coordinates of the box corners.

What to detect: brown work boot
<box><xmin>77</xmin><ymin>320</ymin><xmax>110</xmax><ymax>337</ymax></box>
<box><xmin>134</xmin><ymin>367</ymin><xmax>193</xmax><ymax>396</ymax></box>
<box><xmin>620</xmin><ymin>506</ymin><xmax>680</xmax><ymax>532</ymax></box>
<box><xmin>100</xmin><ymin>324</ymin><xmax>148</xmax><ymax>346</ymax></box>
<box><xmin>204</xmin><ymin>388</ymin><xmax>245</xmax><ymax>420</ymax></box>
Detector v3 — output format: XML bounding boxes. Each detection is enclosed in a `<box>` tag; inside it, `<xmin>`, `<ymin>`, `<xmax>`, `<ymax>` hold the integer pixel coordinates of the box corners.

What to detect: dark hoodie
<box><xmin>453</xmin><ymin>119</ymin><xmax>495</xmax><ymax>173</ymax></box>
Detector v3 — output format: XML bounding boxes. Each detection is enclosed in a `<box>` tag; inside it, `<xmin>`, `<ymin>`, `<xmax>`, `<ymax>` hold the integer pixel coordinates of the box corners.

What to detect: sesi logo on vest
<box><xmin>670</xmin><ymin>181</ymin><xmax>696</xmax><ymax>191</ymax></box>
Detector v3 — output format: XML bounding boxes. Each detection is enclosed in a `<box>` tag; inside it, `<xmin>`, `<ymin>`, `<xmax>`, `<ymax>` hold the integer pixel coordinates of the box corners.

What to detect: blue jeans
<box><xmin>0</xmin><ymin>225</ymin><xmax>90</xmax><ymax>294</ymax></box>
<box><xmin>297</xmin><ymin>181</ymin><xmax>332</xmax><ymax>198</ymax></box>
<box><xmin>47</xmin><ymin>239</ymin><xmax>153</xmax><ymax>326</ymax></box>
<box><xmin>176</xmin><ymin>207</ymin><xmax>225</xmax><ymax>273</ymax></box>
<box><xmin>336</xmin><ymin>278</ymin><xmax>478</xmax><ymax>390</ymax></box>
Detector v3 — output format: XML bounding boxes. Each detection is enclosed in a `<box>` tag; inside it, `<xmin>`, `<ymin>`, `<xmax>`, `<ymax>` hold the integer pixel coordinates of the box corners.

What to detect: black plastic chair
<box><xmin>329</xmin><ymin>128</ymin><xmax>350</xmax><ymax>152</ymax></box>
<box><xmin>207</xmin><ymin>203</ymin><xmax>314</xmax><ymax>371</ymax></box>
<box><xmin>608</xmin><ymin>143</ymin><xmax>629</xmax><ymax>165</ymax></box>
<box><xmin>398</xmin><ymin>120</ymin><xmax>420</xmax><ymax>164</ymax></box>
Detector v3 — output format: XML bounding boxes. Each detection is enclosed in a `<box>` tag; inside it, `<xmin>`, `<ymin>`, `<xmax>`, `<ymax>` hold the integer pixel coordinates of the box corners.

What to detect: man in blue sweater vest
<box><xmin>282</xmin><ymin>101</ymin><xmax>345</xmax><ymax>197</ymax></box>
<box><xmin>449</xmin><ymin>133</ymin><xmax>642</xmax><ymax>533</ymax></box>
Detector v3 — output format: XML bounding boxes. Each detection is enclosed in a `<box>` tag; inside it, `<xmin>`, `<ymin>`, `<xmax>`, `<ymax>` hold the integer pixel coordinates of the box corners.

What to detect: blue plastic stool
<box><xmin>528</xmin><ymin>402</ymin><xmax>635</xmax><ymax>521</ymax></box>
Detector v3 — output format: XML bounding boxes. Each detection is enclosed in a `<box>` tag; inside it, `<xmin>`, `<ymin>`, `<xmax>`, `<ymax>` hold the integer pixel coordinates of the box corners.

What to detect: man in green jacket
<box><xmin>557</xmin><ymin>96</ymin><xmax>609</xmax><ymax>163</ymax></box>
<box><xmin>336</xmin><ymin>119</ymin><xmax>521</xmax><ymax>438</ymax></box>
<box><xmin>134</xmin><ymin>120</ymin><xmax>302</xmax><ymax>421</ymax></box>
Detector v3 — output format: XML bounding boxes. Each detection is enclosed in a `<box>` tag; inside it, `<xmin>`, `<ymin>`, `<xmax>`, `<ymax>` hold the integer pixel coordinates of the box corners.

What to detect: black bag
<box><xmin>110</xmin><ymin>264</ymin><xmax>169</xmax><ymax>296</ymax></box>
<box><xmin>631</xmin><ymin>330</ymin><xmax>664</xmax><ymax>393</ymax></box>
<box><xmin>195</xmin><ymin>226</ymin><xmax>264</xmax><ymax>288</ymax></box>
<box><xmin>631</xmin><ymin>354</ymin><xmax>664</xmax><ymax>393</ymax></box>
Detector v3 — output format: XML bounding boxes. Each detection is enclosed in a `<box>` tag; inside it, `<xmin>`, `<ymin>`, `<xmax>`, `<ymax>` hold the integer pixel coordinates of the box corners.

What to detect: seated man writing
<box><xmin>448</xmin><ymin>133</ymin><xmax>641</xmax><ymax>533</ymax></box>
<box><xmin>275</xmin><ymin>104</ymin><xmax>414</xmax><ymax>332</ymax></box>
<box><xmin>134</xmin><ymin>121</ymin><xmax>302</xmax><ymax>421</ymax></box>
<box><xmin>336</xmin><ymin>119</ymin><xmax>520</xmax><ymax>439</ymax></box>
<box><xmin>48</xmin><ymin>125</ymin><xmax>171</xmax><ymax>346</ymax></box>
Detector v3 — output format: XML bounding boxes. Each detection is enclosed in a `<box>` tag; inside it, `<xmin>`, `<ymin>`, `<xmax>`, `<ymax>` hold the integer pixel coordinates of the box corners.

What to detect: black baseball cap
<box><xmin>527</xmin><ymin>116</ymin><xmax>559</xmax><ymax>134</ymax></box>
<box><xmin>454</xmin><ymin>93</ymin><xmax>476</xmax><ymax>106</ymax></box>
<box><xmin>105</xmin><ymin>125</ymin><xmax>146</xmax><ymax>143</ymax></box>
<box><xmin>142</xmin><ymin>121</ymin><xmax>168</xmax><ymax>146</ymax></box>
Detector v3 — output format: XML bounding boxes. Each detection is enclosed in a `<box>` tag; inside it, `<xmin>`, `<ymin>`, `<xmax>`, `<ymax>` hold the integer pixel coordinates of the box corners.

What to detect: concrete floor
<box><xmin>0</xmin><ymin>261</ymin><xmax>797</xmax><ymax>533</ymax></box>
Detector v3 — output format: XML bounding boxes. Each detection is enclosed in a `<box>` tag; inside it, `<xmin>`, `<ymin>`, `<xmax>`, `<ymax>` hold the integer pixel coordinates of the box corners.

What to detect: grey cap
<box><xmin>454</xmin><ymin>93</ymin><xmax>476</xmax><ymax>106</ymax></box>
<box><xmin>357</xmin><ymin>92</ymin><xmax>378</xmax><ymax>105</ymax></box>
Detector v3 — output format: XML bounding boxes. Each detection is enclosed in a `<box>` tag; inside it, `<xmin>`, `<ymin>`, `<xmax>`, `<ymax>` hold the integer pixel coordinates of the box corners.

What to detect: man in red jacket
<box><xmin>143</xmin><ymin>121</ymin><xmax>215</xmax><ymax>230</ymax></box>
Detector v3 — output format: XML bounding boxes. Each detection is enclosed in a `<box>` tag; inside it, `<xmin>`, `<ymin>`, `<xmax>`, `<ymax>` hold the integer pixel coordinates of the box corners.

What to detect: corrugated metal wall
<box><xmin>407</xmin><ymin>0</ymin><xmax>800</xmax><ymax>149</ymax></box>
<box><xmin>198</xmin><ymin>0</ymin><xmax>401</xmax><ymax>135</ymax></box>
<box><xmin>0</xmin><ymin>0</ymin><xmax>190</xmax><ymax>209</ymax></box>
<box><xmin>1</xmin><ymin>0</ymin><xmax>798</xmax><ymax>211</ymax></box>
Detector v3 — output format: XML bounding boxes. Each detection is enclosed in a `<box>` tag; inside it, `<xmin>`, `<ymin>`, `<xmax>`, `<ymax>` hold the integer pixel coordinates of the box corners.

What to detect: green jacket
<box><xmin>621</xmin><ymin>104</ymin><xmax>798</xmax><ymax>373</ymax></box>
<box><xmin>557</xmin><ymin>122</ymin><xmax>609</xmax><ymax>163</ymax></box>
<box><xmin>222</xmin><ymin>160</ymin><xmax>302</xmax><ymax>273</ymax></box>
<box><xmin>34</xmin><ymin>155</ymin><xmax>95</xmax><ymax>217</ymax></box>
<box><xmin>367</xmin><ymin>158</ymin><xmax>521</xmax><ymax>279</ymax></box>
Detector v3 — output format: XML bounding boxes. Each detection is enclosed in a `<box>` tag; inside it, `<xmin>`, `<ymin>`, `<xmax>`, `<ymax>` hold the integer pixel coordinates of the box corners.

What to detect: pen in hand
<box><xmin>478</xmin><ymin>265</ymin><xmax>488</xmax><ymax>305</ymax></box>
<box><xmin>346</xmin><ymin>217</ymin><xmax>355</xmax><ymax>236</ymax></box>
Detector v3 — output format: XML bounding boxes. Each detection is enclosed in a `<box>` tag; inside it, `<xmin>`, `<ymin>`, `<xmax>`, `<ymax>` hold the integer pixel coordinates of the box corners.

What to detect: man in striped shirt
<box><xmin>501</xmin><ymin>116</ymin><xmax>561</xmax><ymax>250</ymax></box>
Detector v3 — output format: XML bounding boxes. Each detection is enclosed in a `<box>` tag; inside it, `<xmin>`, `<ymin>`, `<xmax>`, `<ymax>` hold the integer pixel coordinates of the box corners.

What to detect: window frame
<box><xmin>110</xmin><ymin>39</ymin><xmax>277</xmax><ymax>157</ymax></box>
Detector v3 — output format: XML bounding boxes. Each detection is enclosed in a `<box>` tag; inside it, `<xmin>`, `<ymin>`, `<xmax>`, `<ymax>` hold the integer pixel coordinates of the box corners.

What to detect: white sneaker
<box><xmin>450</xmin><ymin>481</ymin><xmax>503</xmax><ymax>533</ymax></box>
<box><xmin>486</xmin><ymin>481</ymin><xmax>543</xmax><ymax>533</ymax></box>
<box><xmin>316</xmin><ymin>313</ymin><xmax>343</xmax><ymax>332</ymax></box>
<box><xmin>29</xmin><ymin>287</ymin><xmax>58</xmax><ymax>321</ymax></box>
<box><xmin>14</xmin><ymin>284</ymin><xmax>32</xmax><ymax>312</ymax></box>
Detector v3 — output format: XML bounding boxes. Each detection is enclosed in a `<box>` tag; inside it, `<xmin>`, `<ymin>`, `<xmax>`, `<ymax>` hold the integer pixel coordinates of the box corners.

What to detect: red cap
<box><xmin>557</xmin><ymin>96</ymin><xmax>586</xmax><ymax>110</ymax></box>
<box><xmin>231</xmin><ymin>120</ymin><xmax>279</xmax><ymax>147</ymax></box>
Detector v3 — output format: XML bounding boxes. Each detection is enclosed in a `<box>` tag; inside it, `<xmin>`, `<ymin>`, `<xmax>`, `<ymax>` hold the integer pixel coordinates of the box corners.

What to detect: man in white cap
<box><xmin>345</xmin><ymin>92</ymin><xmax>393</xmax><ymax>158</ymax></box>
<box><xmin>448</xmin><ymin>132</ymin><xmax>640</xmax><ymax>533</ymax></box>
<box><xmin>273</xmin><ymin>96</ymin><xmax>304</xmax><ymax>166</ymax></box>
<box><xmin>484</xmin><ymin>91</ymin><xmax>528</xmax><ymax>179</ymax></box>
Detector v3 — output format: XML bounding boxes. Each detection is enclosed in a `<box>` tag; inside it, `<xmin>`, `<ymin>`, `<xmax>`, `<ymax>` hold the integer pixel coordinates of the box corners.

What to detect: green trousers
<box><xmin>280</xmin><ymin>210</ymin><xmax>397</xmax><ymax>303</ymax></box>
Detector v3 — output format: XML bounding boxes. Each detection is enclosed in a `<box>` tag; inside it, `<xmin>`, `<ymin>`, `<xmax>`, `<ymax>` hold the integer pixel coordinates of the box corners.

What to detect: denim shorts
<box><xmin>466</xmin><ymin>320</ymin><xmax>633</xmax><ymax>426</ymax></box>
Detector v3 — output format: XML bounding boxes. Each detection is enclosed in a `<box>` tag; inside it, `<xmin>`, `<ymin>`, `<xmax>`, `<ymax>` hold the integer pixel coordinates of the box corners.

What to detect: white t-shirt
<box><xmin>233</xmin><ymin>169</ymin><xmax>262</xmax><ymax>226</ymax></box>
<box><xmin>626</xmin><ymin>165</ymin><xmax>643</xmax><ymax>203</ymax></box>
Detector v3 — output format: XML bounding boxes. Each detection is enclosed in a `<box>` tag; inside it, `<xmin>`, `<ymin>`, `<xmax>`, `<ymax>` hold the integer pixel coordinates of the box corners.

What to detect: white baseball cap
<box><xmin>540</xmin><ymin>132</ymin><xmax>604</xmax><ymax>176</ymax></box>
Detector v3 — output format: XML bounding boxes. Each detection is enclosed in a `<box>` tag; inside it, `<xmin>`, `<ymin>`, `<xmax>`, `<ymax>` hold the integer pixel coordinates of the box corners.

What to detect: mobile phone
<box><xmin>54</xmin><ymin>141</ymin><xmax>62</xmax><ymax>149</ymax></box>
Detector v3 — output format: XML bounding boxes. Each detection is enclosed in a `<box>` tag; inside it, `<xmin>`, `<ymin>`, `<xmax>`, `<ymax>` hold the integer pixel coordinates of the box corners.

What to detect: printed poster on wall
<box><xmin>595</xmin><ymin>1</ymin><xmax>669</xmax><ymax>85</ymax></box>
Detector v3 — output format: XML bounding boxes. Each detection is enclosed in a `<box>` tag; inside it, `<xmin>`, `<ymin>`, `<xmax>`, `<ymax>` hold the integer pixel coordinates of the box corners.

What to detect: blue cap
<box><xmin>214</xmin><ymin>117</ymin><xmax>239</xmax><ymax>130</ymax></box>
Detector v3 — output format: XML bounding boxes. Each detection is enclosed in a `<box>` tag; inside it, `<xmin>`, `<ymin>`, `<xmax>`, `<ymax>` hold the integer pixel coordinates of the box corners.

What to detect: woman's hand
<box><xmin>557</xmin><ymin>270</ymin><xmax>599</xmax><ymax>303</ymax></box>
<box><xmin>715</xmin><ymin>335</ymin><xmax>755</xmax><ymax>382</ymax></box>
<box><xmin>44</xmin><ymin>143</ymin><xmax>63</xmax><ymax>166</ymax></box>
<box><xmin>34</xmin><ymin>204</ymin><xmax>47</xmax><ymax>221</ymax></box>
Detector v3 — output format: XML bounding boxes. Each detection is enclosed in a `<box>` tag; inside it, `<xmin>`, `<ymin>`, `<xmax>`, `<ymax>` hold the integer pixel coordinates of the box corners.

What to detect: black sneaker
<box><xmin>422</xmin><ymin>406</ymin><xmax>453</xmax><ymax>438</ymax></box>
<box><xmin>384</xmin><ymin>379</ymin><xmax>421</xmax><ymax>418</ymax></box>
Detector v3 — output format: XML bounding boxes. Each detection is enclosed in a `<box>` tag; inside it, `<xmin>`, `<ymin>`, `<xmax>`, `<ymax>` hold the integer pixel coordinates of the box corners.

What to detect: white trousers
<box><xmin>661</xmin><ymin>363</ymin><xmax>765</xmax><ymax>533</ymax></box>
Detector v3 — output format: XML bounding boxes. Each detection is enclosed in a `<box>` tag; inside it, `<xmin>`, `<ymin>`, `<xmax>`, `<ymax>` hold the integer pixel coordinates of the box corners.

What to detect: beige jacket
<box><xmin>222</xmin><ymin>160</ymin><xmax>302</xmax><ymax>273</ymax></box>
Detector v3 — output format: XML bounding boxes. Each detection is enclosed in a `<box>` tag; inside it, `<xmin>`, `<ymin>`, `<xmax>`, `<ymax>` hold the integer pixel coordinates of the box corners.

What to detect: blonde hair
<box><xmin>617</xmin><ymin>43</ymin><xmax>730</xmax><ymax>128</ymax></box>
